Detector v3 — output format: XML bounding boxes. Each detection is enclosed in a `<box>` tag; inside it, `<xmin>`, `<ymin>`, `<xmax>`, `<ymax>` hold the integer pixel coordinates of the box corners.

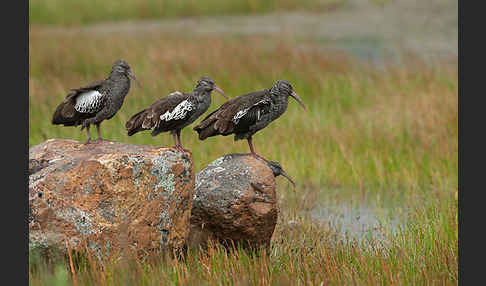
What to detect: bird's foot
<box><xmin>251</xmin><ymin>152</ymin><xmax>268</xmax><ymax>163</ymax></box>
<box><xmin>180</xmin><ymin>147</ymin><xmax>192</xmax><ymax>154</ymax></box>
<box><xmin>95</xmin><ymin>138</ymin><xmax>112</xmax><ymax>143</ymax></box>
<box><xmin>173</xmin><ymin>145</ymin><xmax>192</xmax><ymax>154</ymax></box>
<box><xmin>84</xmin><ymin>139</ymin><xmax>95</xmax><ymax>145</ymax></box>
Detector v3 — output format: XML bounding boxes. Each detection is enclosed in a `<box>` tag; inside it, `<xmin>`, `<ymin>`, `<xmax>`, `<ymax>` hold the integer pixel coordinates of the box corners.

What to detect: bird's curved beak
<box><xmin>291</xmin><ymin>91</ymin><xmax>307</xmax><ymax>110</ymax></box>
<box><xmin>267</xmin><ymin>160</ymin><xmax>296</xmax><ymax>191</ymax></box>
<box><xmin>127</xmin><ymin>70</ymin><xmax>142</xmax><ymax>88</ymax></box>
<box><xmin>280</xmin><ymin>169</ymin><xmax>296</xmax><ymax>190</ymax></box>
<box><xmin>214</xmin><ymin>85</ymin><xmax>228</xmax><ymax>100</ymax></box>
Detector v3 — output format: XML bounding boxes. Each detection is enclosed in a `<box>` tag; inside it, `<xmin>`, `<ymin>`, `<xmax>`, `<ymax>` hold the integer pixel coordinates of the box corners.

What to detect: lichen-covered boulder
<box><xmin>189</xmin><ymin>154</ymin><xmax>292</xmax><ymax>249</ymax></box>
<box><xmin>29</xmin><ymin>139</ymin><xmax>194</xmax><ymax>260</ymax></box>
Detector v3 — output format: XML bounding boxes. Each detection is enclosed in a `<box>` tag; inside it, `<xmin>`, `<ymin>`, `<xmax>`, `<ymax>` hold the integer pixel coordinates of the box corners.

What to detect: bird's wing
<box><xmin>73</xmin><ymin>90</ymin><xmax>106</xmax><ymax>114</ymax></box>
<box><xmin>141</xmin><ymin>91</ymin><xmax>196</xmax><ymax>132</ymax></box>
<box><xmin>196</xmin><ymin>90</ymin><xmax>269</xmax><ymax>135</ymax></box>
<box><xmin>59</xmin><ymin>80</ymin><xmax>106</xmax><ymax>116</ymax></box>
<box><xmin>232</xmin><ymin>96</ymin><xmax>272</xmax><ymax>132</ymax></box>
<box><xmin>70</xmin><ymin>80</ymin><xmax>105</xmax><ymax>94</ymax></box>
<box><xmin>219</xmin><ymin>90</ymin><xmax>269</xmax><ymax>119</ymax></box>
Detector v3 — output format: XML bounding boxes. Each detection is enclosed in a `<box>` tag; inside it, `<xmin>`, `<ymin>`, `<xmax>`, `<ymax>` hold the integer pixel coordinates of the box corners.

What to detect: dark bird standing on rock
<box><xmin>52</xmin><ymin>59</ymin><xmax>141</xmax><ymax>143</ymax></box>
<box><xmin>194</xmin><ymin>80</ymin><xmax>306</xmax><ymax>160</ymax></box>
<box><xmin>125</xmin><ymin>77</ymin><xmax>228</xmax><ymax>152</ymax></box>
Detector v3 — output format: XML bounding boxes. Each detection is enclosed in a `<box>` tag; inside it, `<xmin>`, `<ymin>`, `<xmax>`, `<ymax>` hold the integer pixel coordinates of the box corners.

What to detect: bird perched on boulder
<box><xmin>52</xmin><ymin>59</ymin><xmax>140</xmax><ymax>143</ymax></box>
<box><xmin>193</xmin><ymin>80</ymin><xmax>306</xmax><ymax>160</ymax></box>
<box><xmin>125</xmin><ymin>77</ymin><xmax>228</xmax><ymax>152</ymax></box>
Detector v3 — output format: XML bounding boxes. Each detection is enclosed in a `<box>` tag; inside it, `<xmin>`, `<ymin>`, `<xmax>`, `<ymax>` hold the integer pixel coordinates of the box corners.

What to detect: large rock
<box><xmin>29</xmin><ymin>139</ymin><xmax>194</xmax><ymax>260</ymax></box>
<box><xmin>189</xmin><ymin>154</ymin><xmax>293</xmax><ymax>249</ymax></box>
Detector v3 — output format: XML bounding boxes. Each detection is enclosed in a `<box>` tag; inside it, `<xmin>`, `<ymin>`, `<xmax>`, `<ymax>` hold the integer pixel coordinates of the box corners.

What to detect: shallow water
<box><xmin>309</xmin><ymin>201</ymin><xmax>405</xmax><ymax>247</ymax></box>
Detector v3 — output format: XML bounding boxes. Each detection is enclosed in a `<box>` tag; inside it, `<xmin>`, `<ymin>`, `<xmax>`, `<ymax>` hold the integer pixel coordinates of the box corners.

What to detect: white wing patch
<box><xmin>232</xmin><ymin>99</ymin><xmax>269</xmax><ymax>124</ymax></box>
<box><xmin>160</xmin><ymin>100</ymin><xmax>194</xmax><ymax>122</ymax></box>
<box><xmin>169</xmin><ymin>91</ymin><xmax>183</xmax><ymax>96</ymax></box>
<box><xmin>74</xmin><ymin>90</ymin><xmax>104</xmax><ymax>113</ymax></box>
<box><xmin>233</xmin><ymin>108</ymin><xmax>250</xmax><ymax>124</ymax></box>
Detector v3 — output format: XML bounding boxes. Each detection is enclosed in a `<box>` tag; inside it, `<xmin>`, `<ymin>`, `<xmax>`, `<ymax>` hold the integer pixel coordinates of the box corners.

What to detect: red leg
<box><xmin>94</xmin><ymin>123</ymin><xmax>112</xmax><ymax>142</ymax></box>
<box><xmin>84</xmin><ymin>125</ymin><xmax>93</xmax><ymax>144</ymax></box>
<box><xmin>96</xmin><ymin>123</ymin><xmax>102</xmax><ymax>141</ymax></box>
<box><xmin>176</xmin><ymin>130</ymin><xmax>191</xmax><ymax>153</ymax></box>
<box><xmin>95</xmin><ymin>123</ymin><xmax>104</xmax><ymax>142</ymax></box>
<box><xmin>172</xmin><ymin>132</ymin><xmax>179</xmax><ymax>149</ymax></box>
<box><xmin>247</xmin><ymin>137</ymin><xmax>266</xmax><ymax>161</ymax></box>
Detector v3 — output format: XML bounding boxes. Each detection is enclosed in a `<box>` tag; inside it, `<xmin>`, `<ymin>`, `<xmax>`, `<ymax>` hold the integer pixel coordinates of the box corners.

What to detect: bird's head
<box><xmin>195</xmin><ymin>76</ymin><xmax>228</xmax><ymax>100</ymax></box>
<box><xmin>270</xmin><ymin>80</ymin><xmax>307</xmax><ymax>110</ymax></box>
<box><xmin>111</xmin><ymin>59</ymin><xmax>141</xmax><ymax>87</ymax></box>
<box><xmin>267</xmin><ymin>161</ymin><xmax>296</xmax><ymax>190</ymax></box>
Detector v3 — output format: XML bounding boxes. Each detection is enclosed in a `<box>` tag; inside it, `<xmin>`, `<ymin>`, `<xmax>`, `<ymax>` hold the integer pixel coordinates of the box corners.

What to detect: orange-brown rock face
<box><xmin>29</xmin><ymin>139</ymin><xmax>194</xmax><ymax>260</ymax></box>
<box><xmin>189</xmin><ymin>154</ymin><xmax>279</xmax><ymax>249</ymax></box>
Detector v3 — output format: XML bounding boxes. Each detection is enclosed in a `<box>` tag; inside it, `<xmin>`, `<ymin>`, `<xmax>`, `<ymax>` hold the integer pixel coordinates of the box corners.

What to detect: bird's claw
<box><xmin>181</xmin><ymin>148</ymin><xmax>192</xmax><ymax>154</ymax></box>
<box><xmin>251</xmin><ymin>153</ymin><xmax>268</xmax><ymax>163</ymax></box>
<box><xmin>173</xmin><ymin>146</ymin><xmax>192</xmax><ymax>154</ymax></box>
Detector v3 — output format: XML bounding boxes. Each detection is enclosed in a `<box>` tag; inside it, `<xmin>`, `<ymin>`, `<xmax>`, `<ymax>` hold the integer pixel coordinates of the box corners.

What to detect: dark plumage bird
<box><xmin>52</xmin><ymin>59</ymin><xmax>140</xmax><ymax>143</ymax></box>
<box><xmin>125</xmin><ymin>77</ymin><xmax>228</xmax><ymax>152</ymax></box>
<box><xmin>193</xmin><ymin>80</ymin><xmax>306</xmax><ymax>160</ymax></box>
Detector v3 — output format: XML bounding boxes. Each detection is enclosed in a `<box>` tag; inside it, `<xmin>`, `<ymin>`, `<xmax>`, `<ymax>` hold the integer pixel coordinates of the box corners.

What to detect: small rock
<box><xmin>29</xmin><ymin>139</ymin><xmax>194</xmax><ymax>260</ymax></box>
<box><xmin>189</xmin><ymin>154</ymin><xmax>292</xmax><ymax>249</ymax></box>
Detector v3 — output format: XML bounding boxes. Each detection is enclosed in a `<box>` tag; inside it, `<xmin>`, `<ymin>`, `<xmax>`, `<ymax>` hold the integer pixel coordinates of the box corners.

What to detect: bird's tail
<box><xmin>125</xmin><ymin>108</ymin><xmax>150</xmax><ymax>136</ymax></box>
<box><xmin>193</xmin><ymin>118</ymin><xmax>220</xmax><ymax>140</ymax></box>
<box><xmin>51</xmin><ymin>98</ymin><xmax>79</xmax><ymax>126</ymax></box>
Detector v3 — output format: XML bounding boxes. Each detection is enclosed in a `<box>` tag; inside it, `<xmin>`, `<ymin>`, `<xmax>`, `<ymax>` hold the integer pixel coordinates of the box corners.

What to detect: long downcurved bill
<box><xmin>214</xmin><ymin>85</ymin><xmax>228</xmax><ymax>100</ymax></box>
<box><xmin>280</xmin><ymin>169</ymin><xmax>296</xmax><ymax>190</ymax></box>
<box><xmin>127</xmin><ymin>70</ymin><xmax>142</xmax><ymax>87</ymax></box>
<box><xmin>291</xmin><ymin>91</ymin><xmax>307</xmax><ymax>110</ymax></box>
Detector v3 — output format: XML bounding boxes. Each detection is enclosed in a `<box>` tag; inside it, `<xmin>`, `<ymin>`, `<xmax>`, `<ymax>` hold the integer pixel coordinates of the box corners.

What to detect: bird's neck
<box><xmin>108</xmin><ymin>72</ymin><xmax>129</xmax><ymax>83</ymax></box>
<box><xmin>268</xmin><ymin>89</ymin><xmax>289</xmax><ymax>104</ymax></box>
<box><xmin>105</xmin><ymin>73</ymin><xmax>131</xmax><ymax>96</ymax></box>
<box><xmin>192</xmin><ymin>88</ymin><xmax>212</xmax><ymax>103</ymax></box>
<box><xmin>271</xmin><ymin>94</ymin><xmax>289</xmax><ymax>116</ymax></box>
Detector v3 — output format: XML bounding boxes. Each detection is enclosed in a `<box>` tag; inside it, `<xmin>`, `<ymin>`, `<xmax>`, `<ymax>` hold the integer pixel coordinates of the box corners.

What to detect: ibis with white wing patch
<box><xmin>125</xmin><ymin>77</ymin><xmax>228</xmax><ymax>153</ymax></box>
<box><xmin>51</xmin><ymin>59</ymin><xmax>141</xmax><ymax>143</ymax></box>
<box><xmin>193</xmin><ymin>80</ymin><xmax>306</xmax><ymax>161</ymax></box>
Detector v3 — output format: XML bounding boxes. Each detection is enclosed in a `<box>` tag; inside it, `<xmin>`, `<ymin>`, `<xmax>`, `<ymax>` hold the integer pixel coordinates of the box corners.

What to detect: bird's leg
<box><xmin>94</xmin><ymin>122</ymin><xmax>111</xmax><ymax>142</ymax></box>
<box><xmin>175</xmin><ymin>130</ymin><xmax>182</xmax><ymax>149</ymax></box>
<box><xmin>95</xmin><ymin>123</ymin><xmax>104</xmax><ymax>142</ymax></box>
<box><xmin>176</xmin><ymin>129</ymin><xmax>191</xmax><ymax>154</ymax></box>
<box><xmin>171</xmin><ymin>132</ymin><xmax>179</xmax><ymax>149</ymax></box>
<box><xmin>247</xmin><ymin>137</ymin><xmax>267</xmax><ymax>162</ymax></box>
<box><xmin>84</xmin><ymin>125</ymin><xmax>92</xmax><ymax>144</ymax></box>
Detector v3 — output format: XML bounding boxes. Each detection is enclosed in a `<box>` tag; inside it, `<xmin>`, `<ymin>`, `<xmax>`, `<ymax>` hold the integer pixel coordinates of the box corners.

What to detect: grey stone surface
<box><xmin>29</xmin><ymin>139</ymin><xmax>194</xmax><ymax>260</ymax></box>
<box><xmin>189</xmin><ymin>154</ymin><xmax>288</xmax><ymax>249</ymax></box>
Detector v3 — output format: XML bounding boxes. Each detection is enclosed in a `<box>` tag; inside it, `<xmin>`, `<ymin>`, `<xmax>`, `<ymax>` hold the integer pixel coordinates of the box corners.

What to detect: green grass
<box><xmin>29</xmin><ymin>27</ymin><xmax>457</xmax><ymax>285</ymax></box>
<box><xmin>29</xmin><ymin>194</ymin><xmax>457</xmax><ymax>285</ymax></box>
<box><xmin>29</xmin><ymin>0</ymin><xmax>342</xmax><ymax>26</ymax></box>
